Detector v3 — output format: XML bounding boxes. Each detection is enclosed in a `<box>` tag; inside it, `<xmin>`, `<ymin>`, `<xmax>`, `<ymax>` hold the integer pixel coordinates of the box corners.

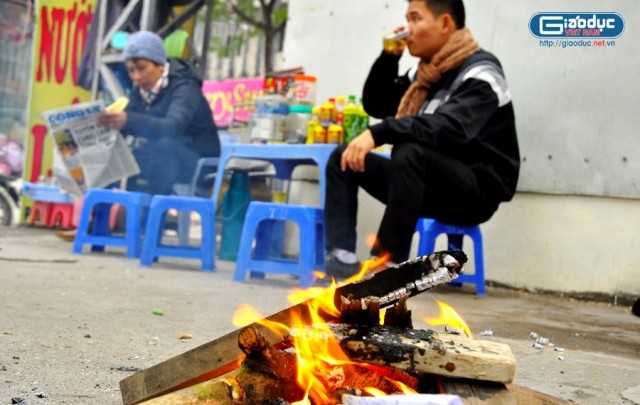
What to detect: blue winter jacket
<box><xmin>123</xmin><ymin>59</ymin><xmax>220</xmax><ymax>158</ymax></box>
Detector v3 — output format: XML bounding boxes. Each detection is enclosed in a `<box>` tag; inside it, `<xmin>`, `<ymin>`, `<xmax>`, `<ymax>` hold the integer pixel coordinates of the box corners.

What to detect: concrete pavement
<box><xmin>0</xmin><ymin>226</ymin><xmax>639</xmax><ymax>404</ymax></box>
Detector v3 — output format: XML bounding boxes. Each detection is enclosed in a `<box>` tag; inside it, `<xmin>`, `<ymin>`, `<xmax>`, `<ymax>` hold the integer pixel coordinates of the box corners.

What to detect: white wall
<box><xmin>283</xmin><ymin>1</ymin><xmax>640</xmax><ymax>296</ymax></box>
<box><xmin>284</xmin><ymin>0</ymin><xmax>639</xmax><ymax>198</ymax></box>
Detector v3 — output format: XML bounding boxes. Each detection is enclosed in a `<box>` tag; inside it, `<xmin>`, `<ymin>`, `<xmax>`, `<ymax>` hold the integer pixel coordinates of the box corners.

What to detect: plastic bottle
<box><xmin>335</xmin><ymin>95</ymin><xmax>346</xmax><ymax>125</ymax></box>
<box><xmin>319</xmin><ymin>101</ymin><xmax>332</xmax><ymax>123</ymax></box>
<box><xmin>313</xmin><ymin>124</ymin><xmax>326</xmax><ymax>144</ymax></box>
<box><xmin>286</xmin><ymin>104</ymin><xmax>313</xmax><ymax>143</ymax></box>
<box><xmin>328</xmin><ymin>97</ymin><xmax>337</xmax><ymax>122</ymax></box>
<box><xmin>357</xmin><ymin>97</ymin><xmax>370</xmax><ymax>134</ymax></box>
<box><xmin>327</xmin><ymin>124</ymin><xmax>344</xmax><ymax>144</ymax></box>
<box><xmin>321</xmin><ymin>98</ymin><xmax>336</xmax><ymax>125</ymax></box>
<box><xmin>343</xmin><ymin>95</ymin><xmax>360</xmax><ymax>143</ymax></box>
<box><xmin>272</xmin><ymin>178</ymin><xmax>289</xmax><ymax>204</ymax></box>
<box><xmin>335</xmin><ymin>95</ymin><xmax>346</xmax><ymax>113</ymax></box>
<box><xmin>306</xmin><ymin>106</ymin><xmax>320</xmax><ymax>144</ymax></box>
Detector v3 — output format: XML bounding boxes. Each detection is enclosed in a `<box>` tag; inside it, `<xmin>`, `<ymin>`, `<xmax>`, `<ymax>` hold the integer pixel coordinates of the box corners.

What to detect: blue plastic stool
<box><xmin>233</xmin><ymin>202</ymin><xmax>325</xmax><ymax>288</ymax></box>
<box><xmin>140</xmin><ymin>195</ymin><xmax>215</xmax><ymax>271</ymax></box>
<box><xmin>415</xmin><ymin>218</ymin><xmax>486</xmax><ymax>296</ymax></box>
<box><xmin>72</xmin><ymin>189</ymin><xmax>151</xmax><ymax>258</ymax></box>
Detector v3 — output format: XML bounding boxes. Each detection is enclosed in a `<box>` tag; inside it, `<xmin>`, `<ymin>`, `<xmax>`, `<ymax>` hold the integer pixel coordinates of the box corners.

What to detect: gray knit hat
<box><xmin>123</xmin><ymin>31</ymin><xmax>167</xmax><ymax>65</ymax></box>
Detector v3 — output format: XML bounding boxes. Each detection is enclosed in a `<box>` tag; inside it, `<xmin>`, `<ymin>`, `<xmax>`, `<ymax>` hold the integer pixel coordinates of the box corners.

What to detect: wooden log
<box><xmin>140</xmin><ymin>327</ymin><xmax>302</xmax><ymax>405</ymax></box>
<box><xmin>120</xmin><ymin>303</ymin><xmax>318</xmax><ymax>404</ymax></box>
<box><xmin>332</xmin><ymin>325</ymin><xmax>516</xmax><ymax>384</ymax></box>
<box><xmin>140</xmin><ymin>327</ymin><xmax>421</xmax><ymax>405</ymax></box>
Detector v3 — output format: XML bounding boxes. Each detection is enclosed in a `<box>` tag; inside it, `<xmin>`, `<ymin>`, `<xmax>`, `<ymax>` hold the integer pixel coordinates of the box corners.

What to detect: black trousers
<box><xmin>325</xmin><ymin>143</ymin><xmax>496</xmax><ymax>263</ymax></box>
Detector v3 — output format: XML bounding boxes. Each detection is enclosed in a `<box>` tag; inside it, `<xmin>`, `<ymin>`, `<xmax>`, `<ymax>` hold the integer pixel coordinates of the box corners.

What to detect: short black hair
<box><xmin>411</xmin><ymin>0</ymin><xmax>466</xmax><ymax>28</ymax></box>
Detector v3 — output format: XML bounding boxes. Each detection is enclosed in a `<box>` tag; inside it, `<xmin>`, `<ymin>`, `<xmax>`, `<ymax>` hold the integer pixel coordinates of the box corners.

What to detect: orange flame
<box><xmin>424</xmin><ymin>300</ymin><xmax>473</xmax><ymax>338</ymax></box>
<box><xmin>288</xmin><ymin>281</ymin><xmax>356</xmax><ymax>403</ymax></box>
<box><xmin>232</xmin><ymin>243</ymin><xmax>421</xmax><ymax>403</ymax></box>
<box><xmin>232</xmin><ymin>303</ymin><xmax>290</xmax><ymax>338</ymax></box>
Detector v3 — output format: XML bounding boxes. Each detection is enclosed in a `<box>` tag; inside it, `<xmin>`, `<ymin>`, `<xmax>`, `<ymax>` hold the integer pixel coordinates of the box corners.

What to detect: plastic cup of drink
<box><xmin>383</xmin><ymin>29</ymin><xmax>409</xmax><ymax>52</ymax></box>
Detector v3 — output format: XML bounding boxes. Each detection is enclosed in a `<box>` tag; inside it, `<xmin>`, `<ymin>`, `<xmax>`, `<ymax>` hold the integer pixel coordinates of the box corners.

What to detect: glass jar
<box><xmin>286</xmin><ymin>104</ymin><xmax>313</xmax><ymax>143</ymax></box>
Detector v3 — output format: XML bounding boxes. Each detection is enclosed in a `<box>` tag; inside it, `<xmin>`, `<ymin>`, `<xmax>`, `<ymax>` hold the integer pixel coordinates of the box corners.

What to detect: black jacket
<box><xmin>364</xmin><ymin>50</ymin><xmax>520</xmax><ymax>206</ymax></box>
<box><xmin>123</xmin><ymin>59</ymin><xmax>220</xmax><ymax>158</ymax></box>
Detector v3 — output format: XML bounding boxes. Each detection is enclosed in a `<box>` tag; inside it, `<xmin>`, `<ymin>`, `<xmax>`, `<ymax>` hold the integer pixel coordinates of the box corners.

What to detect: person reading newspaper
<box><xmin>98</xmin><ymin>30</ymin><xmax>220</xmax><ymax>195</ymax></box>
<box><xmin>57</xmin><ymin>31</ymin><xmax>220</xmax><ymax>241</ymax></box>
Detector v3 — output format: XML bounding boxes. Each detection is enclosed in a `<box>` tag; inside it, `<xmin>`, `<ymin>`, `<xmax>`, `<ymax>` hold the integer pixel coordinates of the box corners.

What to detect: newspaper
<box><xmin>41</xmin><ymin>101</ymin><xmax>140</xmax><ymax>196</ymax></box>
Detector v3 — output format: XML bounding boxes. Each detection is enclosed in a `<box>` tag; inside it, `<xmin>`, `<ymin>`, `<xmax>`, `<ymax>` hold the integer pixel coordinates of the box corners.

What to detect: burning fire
<box><xmin>231</xmin><ymin>247</ymin><xmax>464</xmax><ymax>403</ymax></box>
<box><xmin>233</xmin><ymin>259</ymin><xmax>403</xmax><ymax>403</ymax></box>
<box><xmin>233</xmin><ymin>280</ymin><xmax>349</xmax><ymax>403</ymax></box>
<box><xmin>424</xmin><ymin>300</ymin><xmax>473</xmax><ymax>338</ymax></box>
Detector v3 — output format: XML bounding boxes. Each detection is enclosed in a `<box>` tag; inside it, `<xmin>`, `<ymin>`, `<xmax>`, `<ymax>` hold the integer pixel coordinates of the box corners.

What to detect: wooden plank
<box><xmin>340</xmin><ymin>327</ymin><xmax>516</xmax><ymax>384</ymax></box>
<box><xmin>440</xmin><ymin>378</ymin><xmax>516</xmax><ymax>405</ymax></box>
<box><xmin>119</xmin><ymin>306</ymin><xmax>310</xmax><ymax>405</ymax></box>
<box><xmin>506</xmin><ymin>384</ymin><xmax>573</xmax><ymax>405</ymax></box>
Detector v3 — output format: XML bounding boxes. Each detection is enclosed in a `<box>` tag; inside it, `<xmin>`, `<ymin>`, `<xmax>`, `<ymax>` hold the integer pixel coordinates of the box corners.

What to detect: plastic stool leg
<box><xmin>468</xmin><ymin>226</ymin><xmax>486</xmax><ymax>296</ymax></box>
<box><xmin>233</xmin><ymin>212</ymin><xmax>261</xmax><ymax>282</ymax></box>
<box><xmin>140</xmin><ymin>206</ymin><xmax>164</xmax><ymax>266</ymax></box>
<box><xmin>124</xmin><ymin>204</ymin><xmax>141</xmax><ymax>258</ymax></box>
<box><xmin>416</xmin><ymin>218</ymin><xmax>436</xmax><ymax>255</ymax></box>
<box><xmin>29</xmin><ymin>202</ymin><xmax>51</xmax><ymax>226</ymax></box>
<box><xmin>314</xmin><ymin>219</ymin><xmax>326</xmax><ymax>268</ymax></box>
<box><xmin>199</xmin><ymin>205</ymin><xmax>215</xmax><ymax>272</ymax></box>
<box><xmin>49</xmin><ymin>203</ymin><xmax>74</xmax><ymax>228</ymax></box>
<box><xmin>253</xmin><ymin>219</ymin><xmax>278</xmax><ymax>260</ymax></box>
<box><xmin>93</xmin><ymin>203</ymin><xmax>112</xmax><ymax>236</ymax></box>
<box><xmin>296</xmin><ymin>217</ymin><xmax>315</xmax><ymax>288</ymax></box>
<box><xmin>73</xmin><ymin>203</ymin><xmax>93</xmax><ymax>254</ymax></box>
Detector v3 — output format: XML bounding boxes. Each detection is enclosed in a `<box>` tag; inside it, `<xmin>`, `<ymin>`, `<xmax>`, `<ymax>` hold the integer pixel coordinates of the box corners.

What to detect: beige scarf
<box><xmin>396</xmin><ymin>28</ymin><xmax>479</xmax><ymax>118</ymax></box>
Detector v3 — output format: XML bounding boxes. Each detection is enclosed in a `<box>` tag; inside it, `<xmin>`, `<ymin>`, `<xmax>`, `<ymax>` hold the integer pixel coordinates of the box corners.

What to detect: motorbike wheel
<box><xmin>0</xmin><ymin>186</ymin><xmax>14</xmax><ymax>225</ymax></box>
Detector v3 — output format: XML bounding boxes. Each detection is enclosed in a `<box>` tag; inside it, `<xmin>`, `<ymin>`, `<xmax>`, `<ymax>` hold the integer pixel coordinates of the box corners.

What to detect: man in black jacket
<box><xmin>325</xmin><ymin>0</ymin><xmax>520</xmax><ymax>279</ymax></box>
<box><xmin>99</xmin><ymin>30</ymin><xmax>220</xmax><ymax>195</ymax></box>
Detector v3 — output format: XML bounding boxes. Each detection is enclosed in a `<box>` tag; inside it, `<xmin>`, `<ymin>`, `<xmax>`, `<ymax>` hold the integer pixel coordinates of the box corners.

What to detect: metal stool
<box><xmin>415</xmin><ymin>218</ymin><xmax>486</xmax><ymax>296</ymax></box>
<box><xmin>233</xmin><ymin>202</ymin><xmax>325</xmax><ymax>288</ymax></box>
<box><xmin>72</xmin><ymin>189</ymin><xmax>151</xmax><ymax>258</ymax></box>
<box><xmin>140</xmin><ymin>195</ymin><xmax>215</xmax><ymax>271</ymax></box>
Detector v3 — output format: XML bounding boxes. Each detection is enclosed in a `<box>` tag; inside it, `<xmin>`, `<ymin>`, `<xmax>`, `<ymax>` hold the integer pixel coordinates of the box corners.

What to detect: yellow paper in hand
<box><xmin>105</xmin><ymin>97</ymin><xmax>129</xmax><ymax>112</ymax></box>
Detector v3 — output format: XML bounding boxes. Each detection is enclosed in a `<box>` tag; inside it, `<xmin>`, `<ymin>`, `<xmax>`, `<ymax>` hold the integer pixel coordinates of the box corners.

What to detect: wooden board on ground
<box><xmin>441</xmin><ymin>379</ymin><xmax>573</xmax><ymax>405</ymax></box>
<box><xmin>441</xmin><ymin>378</ymin><xmax>517</xmax><ymax>404</ymax></box>
<box><xmin>507</xmin><ymin>384</ymin><xmax>574</xmax><ymax>405</ymax></box>
<box><xmin>335</xmin><ymin>325</ymin><xmax>516</xmax><ymax>384</ymax></box>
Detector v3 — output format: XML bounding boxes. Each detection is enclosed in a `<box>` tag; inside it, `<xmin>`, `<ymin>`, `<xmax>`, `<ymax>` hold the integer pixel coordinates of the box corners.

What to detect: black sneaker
<box><xmin>325</xmin><ymin>255</ymin><xmax>360</xmax><ymax>280</ymax></box>
<box><xmin>632</xmin><ymin>298</ymin><xmax>640</xmax><ymax>317</ymax></box>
